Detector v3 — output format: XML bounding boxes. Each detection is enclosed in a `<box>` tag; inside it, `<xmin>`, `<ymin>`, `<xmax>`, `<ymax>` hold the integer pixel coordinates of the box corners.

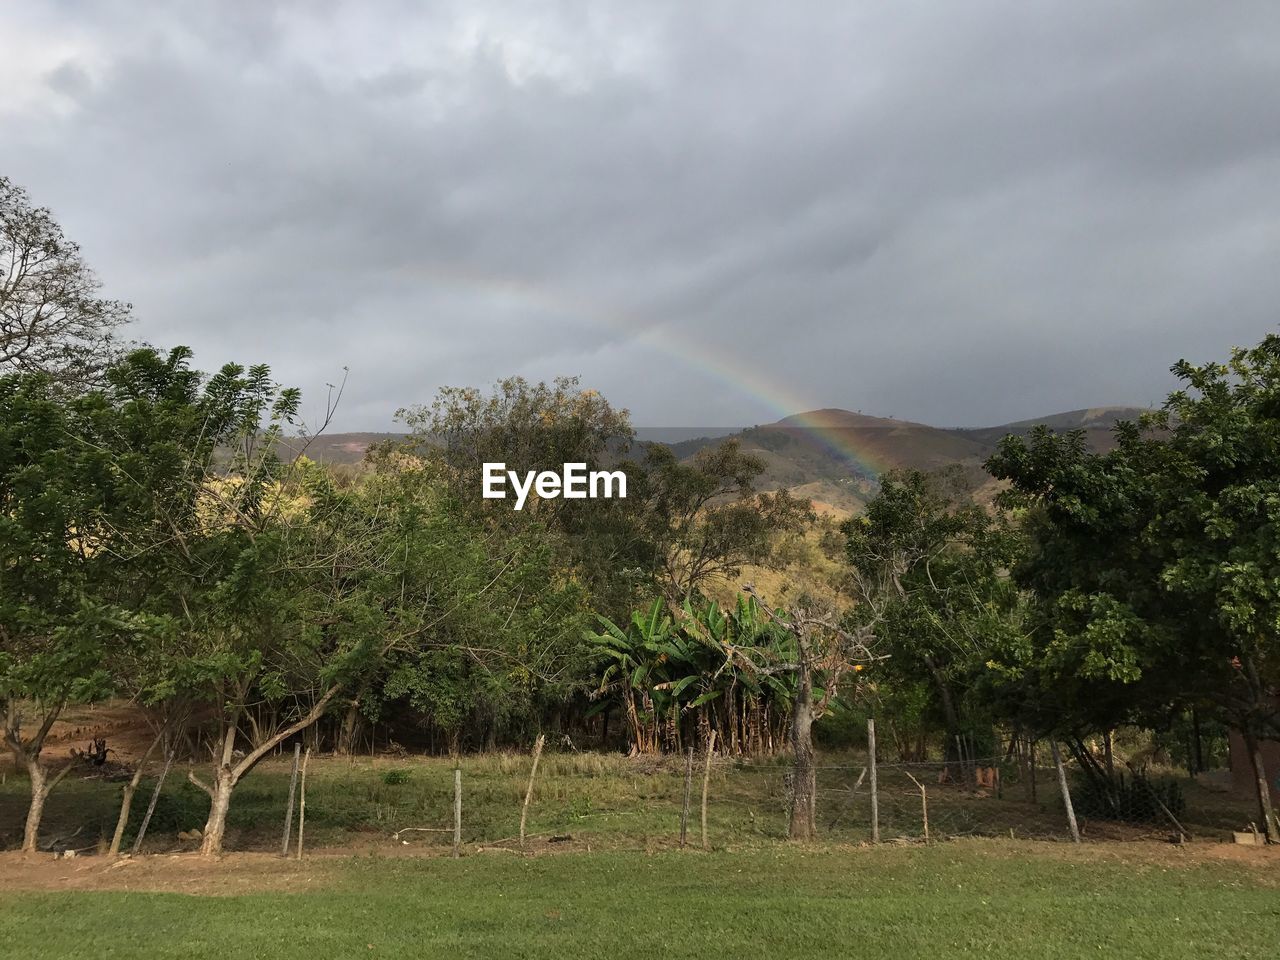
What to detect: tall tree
<box><xmin>354</xmin><ymin>451</ymin><xmax>591</xmax><ymax>757</ymax></box>
<box><xmin>401</xmin><ymin>378</ymin><xmax>813</xmax><ymax>610</ymax></box>
<box><xmin>398</xmin><ymin>376</ymin><xmax>648</xmax><ymax>617</ymax></box>
<box><xmin>0</xmin><ymin>176</ymin><xmax>130</xmax><ymax>386</ymax></box>
<box><xmin>0</xmin><ymin>369</ymin><xmax>138</xmax><ymax>852</ymax></box>
<box><xmin>843</xmin><ymin>469</ymin><xmax>1024</xmax><ymax>756</ymax></box>
<box><xmin>0</xmin><ymin>345</ymin><xmax>370</xmax><ymax>856</ymax></box>
<box><xmin>988</xmin><ymin>333</ymin><xmax>1280</xmax><ymax>841</ymax></box>
<box><xmin>743</xmin><ymin>585</ymin><xmax>880</xmax><ymax>840</ymax></box>
<box><xmin>634</xmin><ymin>440</ymin><xmax>814</xmax><ymax>602</ymax></box>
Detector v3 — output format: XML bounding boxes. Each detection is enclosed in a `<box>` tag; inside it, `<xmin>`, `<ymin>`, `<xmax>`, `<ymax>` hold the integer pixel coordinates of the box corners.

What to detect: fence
<box><xmin>0</xmin><ymin>722</ymin><xmax>1260</xmax><ymax>856</ymax></box>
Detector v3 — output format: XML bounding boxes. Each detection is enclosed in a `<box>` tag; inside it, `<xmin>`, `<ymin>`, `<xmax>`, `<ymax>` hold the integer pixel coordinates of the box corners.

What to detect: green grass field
<box><xmin>1</xmin><ymin>843</ymin><xmax>1277</xmax><ymax>959</ymax></box>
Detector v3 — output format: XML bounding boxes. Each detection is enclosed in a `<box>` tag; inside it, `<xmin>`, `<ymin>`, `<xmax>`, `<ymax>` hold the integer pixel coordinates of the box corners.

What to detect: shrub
<box><xmin>1071</xmin><ymin>771</ymin><xmax>1185</xmax><ymax>823</ymax></box>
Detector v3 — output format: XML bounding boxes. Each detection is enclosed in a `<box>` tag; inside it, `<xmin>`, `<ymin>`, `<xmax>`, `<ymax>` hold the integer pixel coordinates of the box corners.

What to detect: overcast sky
<box><xmin>3</xmin><ymin>2</ymin><xmax>1279</xmax><ymax>431</ymax></box>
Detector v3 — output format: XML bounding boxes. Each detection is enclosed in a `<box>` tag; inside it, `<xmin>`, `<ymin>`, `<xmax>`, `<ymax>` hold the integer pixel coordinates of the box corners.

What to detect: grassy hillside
<box><xmin>953</xmin><ymin>406</ymin><xmax>1151</xmax><ymax>453</ymax></box>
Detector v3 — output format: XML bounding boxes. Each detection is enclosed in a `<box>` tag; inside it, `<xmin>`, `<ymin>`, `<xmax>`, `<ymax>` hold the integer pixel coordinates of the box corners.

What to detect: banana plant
<box><xmin>591</xmin><ymin>594</ymin><xmax>803</xmax><ymax>756</ymax></box>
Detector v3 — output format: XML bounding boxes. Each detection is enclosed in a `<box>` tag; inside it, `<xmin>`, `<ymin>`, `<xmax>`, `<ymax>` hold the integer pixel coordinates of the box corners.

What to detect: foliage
<box><xmin>398</xmin><ymin>375</ymin><xmax>649</xmax><ymax>618</ymax></box>
<box><xmin>988</xmin><ymin>332</ymin><xmax>1280</xmax><ymax>838</ymax></box>
<box><xmin>590</xmin><ymin>594</ymin><xmax>797</xmax><ymax>755</ymax></box>
<box><xmin>351</xmin><ymin>451</ymin><xmax>592</xmax><ymax>752</ymax></box>
<box><xmin>631</xmin><ymin>440</ymin><xmax>815</xmax><ymax>601</ymax></box>
<box><xmin>0</xmin><ymin>366</ymin><xmax>151</xmax><ymax>849</ymax></box>
<box><xmin>1070</xmin><ymin>770</ymin><xmax>1186</xmax><ymax>824</ymax></box>
<box><xmin>399</xmin><ymin>378</ymin><xmax>813</xmax><ymax>614</ymax></box>
<box><xmin>842</xmin><ymin>468</ymin><xmax>1025</xmax><ymax>752</ymax></box>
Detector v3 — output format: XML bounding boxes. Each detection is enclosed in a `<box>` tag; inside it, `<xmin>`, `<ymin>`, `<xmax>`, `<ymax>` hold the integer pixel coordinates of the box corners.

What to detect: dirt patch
<box><xmin>0</xmin><ymin>850</ymin><xmax>350</xmax><ymax>895</ymax></box>
<box><xmin>0</xmin><ymin>702</ymin><xmax>161</xmax><ymax>775</ymax></box>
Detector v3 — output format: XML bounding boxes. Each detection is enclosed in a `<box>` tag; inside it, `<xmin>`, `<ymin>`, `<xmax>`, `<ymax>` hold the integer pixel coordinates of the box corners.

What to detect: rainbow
<box><xmin>395</xmin><ymin>263</ymin><xmax>893</xmax><ymax>480</ymax></box>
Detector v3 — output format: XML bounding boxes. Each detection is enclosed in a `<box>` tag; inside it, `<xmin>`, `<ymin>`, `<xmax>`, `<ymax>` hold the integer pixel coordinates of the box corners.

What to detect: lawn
<box><xmin>0</xmin><ymin>843</ymin><xmax>1276</xmax><ymax>959</ymax></box>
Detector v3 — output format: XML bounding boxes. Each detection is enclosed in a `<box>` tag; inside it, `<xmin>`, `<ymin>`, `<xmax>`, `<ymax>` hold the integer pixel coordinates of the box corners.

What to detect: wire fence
<box><xmin>2</xmin><ymin>727</ymin><xmax>1262</xmax><ymax>856</ymax></box>
<box><xmin>319</xmin><ymin>746</ymin><xmax>1253</xmax><ymax>857</ymax></box>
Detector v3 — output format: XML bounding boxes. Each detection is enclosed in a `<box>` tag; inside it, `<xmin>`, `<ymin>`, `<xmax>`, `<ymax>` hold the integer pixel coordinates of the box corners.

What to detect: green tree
<box><xmin>0</xmin><ymin>346</ymin><xmax>379</xmax><ymax>856</ymax></box>
<box><xmin>633</xmin><ymin>440</ymin><xmax>814</xmax><ymax>602</ymax></box>
<box><xmin>843</xmin><ymin>469</ymin><xmax>1025</xmax><ymax>761</ymax></box>
<box><xmin>590</xmin><ymin>594</ymin><xmax>798</xmax><ymax>758</ymax></box>
<box><xmin>988</xmin><ymin>333</ymin><xmax>1280</xmax><ymax>841</ymax></box>
<box><xmin>362</xmin><ymin>455</ymin><xmax>591</xmax><ymax>757</ymax></box>
<box><xmin>398</xmin><ymin>376</ymin><xmax>648</xmax><ymax>618</ymax></box>
<box><xmin>0</xmin><ymin>369</ymin><xmax>143</xmax><ymax>852</ymax></box>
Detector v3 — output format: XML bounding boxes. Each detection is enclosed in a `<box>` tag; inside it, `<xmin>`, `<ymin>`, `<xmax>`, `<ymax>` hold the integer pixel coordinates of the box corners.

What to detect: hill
<box><xmin>952</xmin><ymin>406</ymin><xmax>1150</xmax><ymax>453</ymax></box>
<box><xmin>288</xmin><ymin>406</ymin><xmax>1150</xmax><ymax>510</ymax></box>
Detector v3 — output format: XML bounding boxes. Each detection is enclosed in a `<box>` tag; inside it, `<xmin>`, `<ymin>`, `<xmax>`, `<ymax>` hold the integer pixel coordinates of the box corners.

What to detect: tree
<box><xmin>0</xmin><ymin>369</ymin><xmax>140</xmax><ymax>853</ymax></box>
<box><xmin>398</xmin><ymin>376</ymin><xmax>649</xmax><ymax>618</ymax></box>
<box><xmin>843</xmin><ymin>469</ymin><xmax>1025</xmax><ymax>763</ymax></box>
<box><xmin>0</xmin><ymin>345</ymin><xmax>371</xmax><ymax>856</ymax></box>
<box><xmin>358</xmin><ymin>453</ymin><xmax>592</xmax><ymax>757</ymax></box>
<box><xmin>134</xmin><ymin>377</ymin><xmax>373</xmax><ymax>857</ymax></box>
<box><xmin>988</xmin><ymin>333</ymin><xmax>1280</xmax><ymax>841</ymax></box>
<box><xmin>634</xmin><ymin>440</ymin><xmax>814</xmax><ymax>602</ymax></box>
<box><xmin>0</xmin><ymin>176</ymin><xmax>130</xmax><ymax>386</ymax></box>
<box><xmin>743</xmin><ymin>585</ymin><xmax>879</xmax><ymax>839</ymax></box>
<box><xmin>401</xmin><ymin>378</ymin><xmax>814</xmax><ymax>611</ymax></box>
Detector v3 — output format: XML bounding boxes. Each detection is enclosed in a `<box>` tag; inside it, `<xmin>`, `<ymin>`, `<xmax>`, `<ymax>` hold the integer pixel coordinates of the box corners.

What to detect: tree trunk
<box><xmin>1050</xmin><ymin>740</ymin><xmax>1081</xmax><ymax>843</ymax></box>
<box><xmin>192</xmin><ymin>685</ymin><xmax>341</xmax><ymax>856</ymax></box>
<box><xmin>109</xmin><ymin>776</ymin><xmax>141</xmax><ymax>857</ymax></box>
<box><xmin>199</xmin><ymin>771</ymin><xmax>235</xmax><ymax>856</ymax></box>
<box><xmin>335</xmin><ymin>699</ymin><xmax>364</xmax><ymax>756</ymax></box>
<box><xmin>788</xmin><ymin>654</ymin><xmax>816</xmax><ymax>841</ymax></box>
<box><xmin>22</xmin><ymin>761</ymin><xmax>47</xmax><ymax>855</ymax></box>
<box><xmin>6</xmin><ymin>701</ymin><xmax>70</xmax><ymax>855</ymax></box>
<box><xmin>1243</xmin><ymin>731</ymin><xmax>1280</xmax><ymax>844</ymax></box>
<box><xmin>19</xmin><ymin>756</ymin><xmax>74</xmax><ymax>855</ymax></box>
<box><xmin>922</xmin><ymin>654</ymin><xmax>962</xmax><ymax>777</ymax></box>
<box><xmin>110</xmin><ymin>729</ymin><xmax>163</xmax><ymax>856</ymax></box>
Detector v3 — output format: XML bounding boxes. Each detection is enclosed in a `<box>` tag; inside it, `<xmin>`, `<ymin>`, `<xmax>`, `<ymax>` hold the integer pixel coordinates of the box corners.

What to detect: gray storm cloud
<box><xmin>3</xmin><ymin>1</ymin><xmax>1278</xmax><ymax>430</ymax></box>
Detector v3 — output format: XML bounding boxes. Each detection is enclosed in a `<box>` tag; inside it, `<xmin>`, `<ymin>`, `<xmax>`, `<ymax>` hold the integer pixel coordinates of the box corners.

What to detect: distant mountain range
<box><xmin>287</xmin><ymin>406</ymin><xmax>1149</xmax><ymax>514</ymax></box>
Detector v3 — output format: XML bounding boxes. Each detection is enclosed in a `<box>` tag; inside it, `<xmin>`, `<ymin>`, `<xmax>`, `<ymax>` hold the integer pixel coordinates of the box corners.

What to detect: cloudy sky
<box><xmin>3</xmin><ymin>2</ymin><xmax>1279</xmax><ymax>431</ymax></box>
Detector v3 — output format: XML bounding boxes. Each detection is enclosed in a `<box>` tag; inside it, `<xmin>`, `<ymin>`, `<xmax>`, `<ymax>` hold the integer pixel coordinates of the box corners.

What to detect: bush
<box><xmin>1071</xmin><ymin>771</ymin><xmax>1185</xmax><ymax>823</ymax></box>
<box><xmin>124</xmin><ymin>780</ymin><xmax>210</xmax><ymax>837</ymax></box>
<box><xmin>382</xmin><ymin>769</ymin><xmax>412</xmax><ymax>786</ymax></box>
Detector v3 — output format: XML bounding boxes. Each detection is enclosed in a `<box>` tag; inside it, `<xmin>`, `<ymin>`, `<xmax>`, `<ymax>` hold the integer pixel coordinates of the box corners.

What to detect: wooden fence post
<box><xmin>1050</xmin><ymin>740</ymin><xmax>1081</xmax><ymax>843</ymax></box>
<box><xmin>453</xmin><ymin>766</ymin><xmax>462</xmax><ymax>858</ymax></box>
<box><xmin>295</xmin><ymin>746</ymin><xmax>311</xmax><ymax>860</ymax></box>
<box><xmin>904</xmin><ymin>770</ymin><xmax>929</xmax><ymax>843</ymax></box>
<box><xmin>868</xmin><ymin>719</ymin><xmax>879</xmax><ymax>843</ymax></box>
<box><xmin>700</xmin><ymin>730</ymin><xmax>717</xmax><ymax>850</ymax></box>
<box><xmin>680</xmin><ymin>745</ymin><xmax>694</xmax><ymax>848</ymax></box>
<box><xmin>1028</xmin><ymin>738</ymin><xmax>1038</xmax><ymax>804</ymax></box>
<box><xmin>281</xmin><ymin>743</ymin><xmax>301</xmax><ymax>858</ymax></box>
<box><xmin>520</xmin><ymin>734</ymin><xmax>545</xmax><ymax>848</ymax></box>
